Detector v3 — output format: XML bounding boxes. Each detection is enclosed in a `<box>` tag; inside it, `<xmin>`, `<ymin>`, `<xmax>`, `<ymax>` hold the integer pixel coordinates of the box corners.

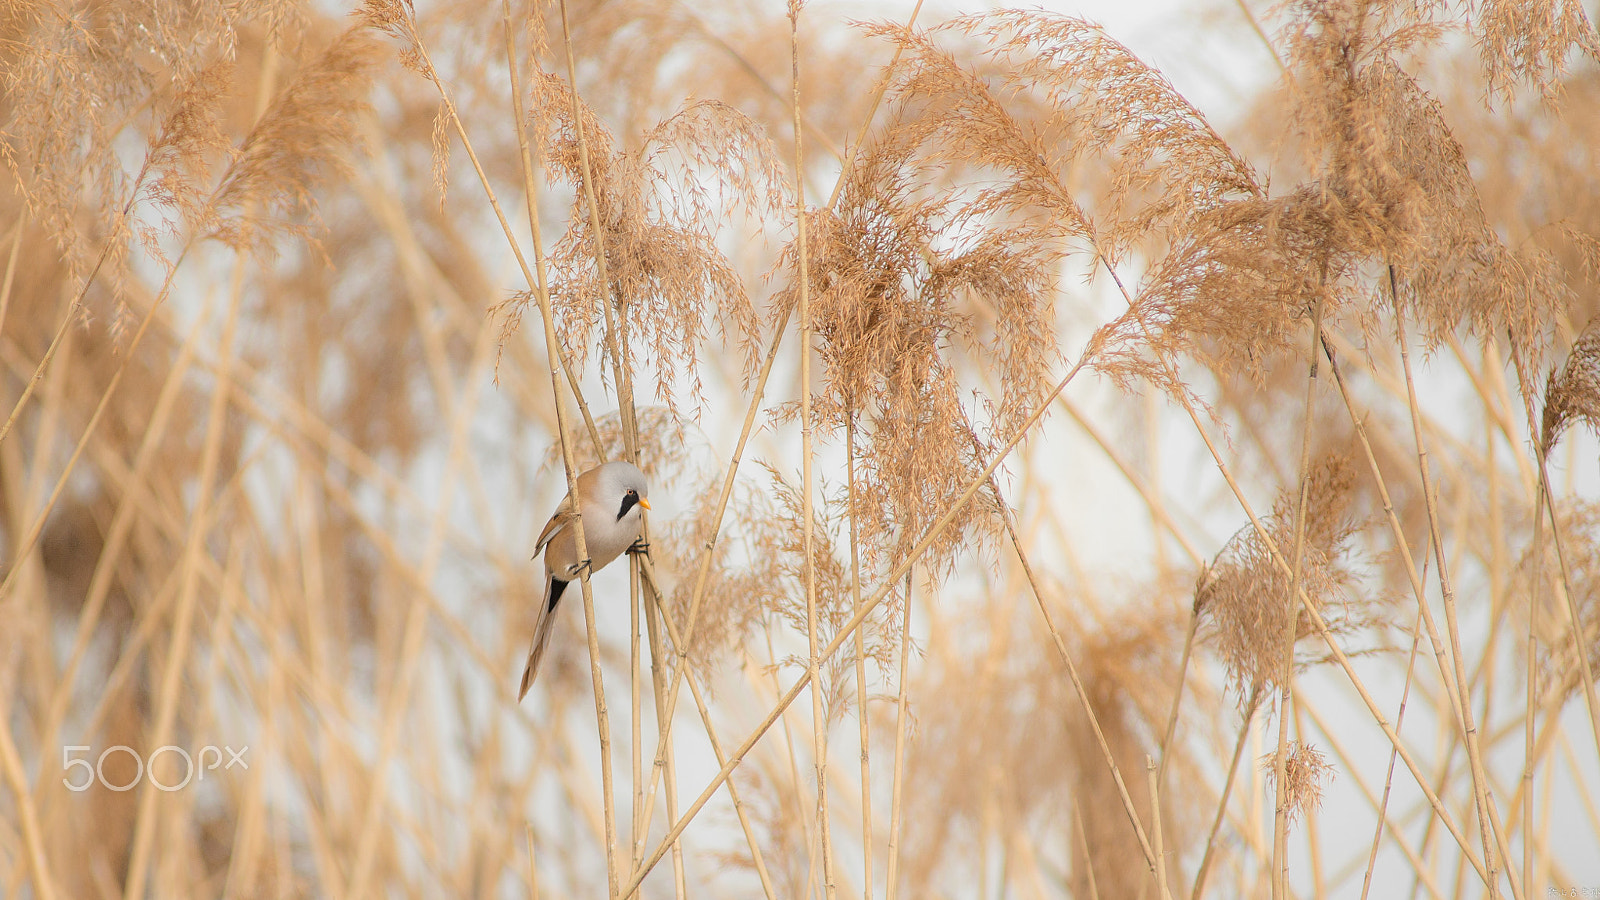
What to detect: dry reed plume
<box><xmin>1</xmin><ymin>0</ymin><xmax>1597</xmax><ymax>898</ymax></box>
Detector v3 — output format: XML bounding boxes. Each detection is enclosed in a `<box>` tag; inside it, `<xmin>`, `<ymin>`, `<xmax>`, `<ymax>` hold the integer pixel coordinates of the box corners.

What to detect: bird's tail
<box><xmin>518</xmin><ymin>577</ymin><xmax>569</xmax><ymax>701</ymax></box>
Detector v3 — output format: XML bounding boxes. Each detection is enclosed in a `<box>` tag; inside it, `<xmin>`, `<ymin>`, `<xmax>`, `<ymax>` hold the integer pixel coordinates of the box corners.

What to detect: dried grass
<box><xmin>1</xmin><ymin>0</ymin><xmax>1596</xmax><ymax>898</ymax></box>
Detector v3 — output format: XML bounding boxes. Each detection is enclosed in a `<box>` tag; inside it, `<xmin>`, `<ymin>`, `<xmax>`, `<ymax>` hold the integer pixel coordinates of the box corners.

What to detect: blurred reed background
<box><xmin>1</xmin><ymin>0</ymin><xmax>1597</xmax><ymax>897</ymax></box>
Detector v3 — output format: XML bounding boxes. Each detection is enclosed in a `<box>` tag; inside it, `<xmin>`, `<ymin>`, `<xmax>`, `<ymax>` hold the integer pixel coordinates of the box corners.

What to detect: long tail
<box><xmin>518</xmin><ymin>577</ymin><xmax>570</xmax><ymax>700</ymax></box>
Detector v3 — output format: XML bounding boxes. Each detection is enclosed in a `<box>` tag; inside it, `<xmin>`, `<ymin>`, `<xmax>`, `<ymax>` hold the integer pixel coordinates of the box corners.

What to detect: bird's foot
<box><xmin>627</xmin><ymin>539</ymin><xmax>651</xmax><ymax>556</ymax></box>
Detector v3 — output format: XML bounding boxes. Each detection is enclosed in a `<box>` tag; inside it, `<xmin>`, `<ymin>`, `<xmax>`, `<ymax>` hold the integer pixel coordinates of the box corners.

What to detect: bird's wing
<box><xmin>534</xmin><ymin>498</ymin><xmax>575</xmax><ymax>557</ymax></box>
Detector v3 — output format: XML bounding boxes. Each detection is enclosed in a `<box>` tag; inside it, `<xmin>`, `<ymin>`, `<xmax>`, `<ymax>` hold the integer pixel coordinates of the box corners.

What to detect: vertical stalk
<box><xmin>632</xmin><ymin>0</ymin><xmax>926</xmax><ymax>835</ymax></box>
<box><xmin>847</xmin><ymin>414</ymin><xmax>875</xmax><ymax>900</ymax></box>
<box><xmin>1147</xmin><ymin>756</ymin><xmax>1168</xmax><ymax>900</ymax></box>
<box><xmin>1359</xmin><ymin>591</ymin><xmax>1429</xmax><ymax>900</ymax></box>
<box><xmin>1155</xmin><ymin>603</ymin><xmax>1202</xmax><ymax>796</ymax></box>
<box><xmin>885</xmin><ymin>571</ymin><xmax>913</xmax><ymax>900</ymax></box>
<box><xmin>634</xmin><ymin>558</ymin><xmax>780</xmax><ymax>900</ymax></box>
<box><xmin>621</xmin><ymin>357</ymin><xmax>1093</xmax><ymax>894</ymax></box>
<box><xmin>631</xmin><ymin>569</ymin><xmax>644</xmax><ymax>871</ymax></box>
<box><xmin>788</xmin><ymin>3</ymin><xmax>835</xmax><ymax>896</ymax></box>
<box><xmin>123</xmin><ymin>228</ymin><xmax>247</xmax><ymax>900</ymax></box>
<box><xmin>1391</xmin><ymin>276</ymin><xmax>1509</xmax><ymax>899</ymax></box>
<box><xmin>1271</xmin><ymin>296</ymin><xmax>1326</xmax><ymax>900</ymax></box>
<box><xmin>1509</xmin><ymin>342</ymin><xmax>1600</xmax><ymax>764</ymax></box>
<box><xmin>1191</xmin><ymin>689</ymin><xmax>1260</xmax><ymax>900</ymax></box>
<box><xmin>499</xmin><ymin>4</ymin><xmax>614</xmax><ymax>893</ymax></box>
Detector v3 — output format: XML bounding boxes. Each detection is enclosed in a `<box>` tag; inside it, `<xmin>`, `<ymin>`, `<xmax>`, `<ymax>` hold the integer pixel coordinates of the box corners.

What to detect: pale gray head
<box><xmin>592</xmin><ymin>460</ymin><xmax>649</xmax><ymax>523</ymax></box>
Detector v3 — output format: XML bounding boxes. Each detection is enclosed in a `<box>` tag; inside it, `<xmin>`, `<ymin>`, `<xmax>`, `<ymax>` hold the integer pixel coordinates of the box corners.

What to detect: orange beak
<box><xmin>638</xmin><ymin>498</ymin><xmax>651</xmax><ymax>510</ymax></box>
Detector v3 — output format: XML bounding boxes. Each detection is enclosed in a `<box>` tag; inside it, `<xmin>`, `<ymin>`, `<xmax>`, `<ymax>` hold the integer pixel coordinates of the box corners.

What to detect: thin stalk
<box><xmin>631</xmin><ymin>565</ymin><xmax>645</xmax><ymax>870</ymax></box>
<box><xmin>1360</xmin><ymin>590</ymin><xmax>1430</xmax><ymax>900</ymax></box>
<box><xmin>489</xmin><ymin>6</ymin><xmax>611</xmax><ymax>895</ymax></box>
<box><xmin>1292</xmin><ymin>696</ymin><xmax>1324</xmax><ymax>898</ymax></box>
<box><xmin>1148</xmin><ymin>756</ymin><xmax>1169</xmax><ymax>900</ymax></box>
<box><xmin>1509</xmin><ymin>343</ymin><xmax>1600</xmax><ymax>762</ymax></box>
<box><xmin>980</xmin><ymin>445</ymin><xmax>1166</xmax><ymax>884</ymax></box>
<box><xmin>0</xmin><ymin>199</ymin><xmax>133</xmax><ymax>450</ymax></box>
<box><xmin>1321</xmin><ymin>334</ymin><xmax>1472</xmax><ymax>743</ymax></box>
<box><xmin>27</xmin><ymin>304</ymin><xmax>207</xmax><ymax>814</ymax></box>
<box><xmin>432</xmin><ymin>0</ymin><xmax>603</xmax><ymax>450</ymax></box>
<box><xmin>1058</xmin><ymin>395</ymin><xmax>1206</xmax><ymax>566</ymax></box>
<box><xmin>0</xmin><ymin>718</ymin><xmax>55</xmax><ymax>900</ymax></box>
<box><xmin>885</xmin><ymin>570</ymin><xmax>913</xmax><ymax>900</ymax></box>
<box><xmin>1391</xmin><ymin>284</ymin><xmax>1510</xmax><ymax>899</ymax></box>
<box><xmin>847</xmin><ymin>414</ymin><xmax>875</xmax><ymax>900</ymax></box>
<box><xmin>1130</xmin><ymin>313</ymin><xmax>1492</xmax><ymax>882</ymax></box>
<box><xmin>1156</xmin><ymin>609</ymin><xmax>1202</xmax><ymax>796</ymax></box>
<box><xmin>788</xmin><ymin>3</ymin><xmax>836</xmax><ymax>895</ymax></box>
<box><xmin>122</xmin><ymin>228</ymin><xmax>246</xmax><ymax>900</ymax></box>
<box><xmin>622</xmin><ymin>352</ymin><xmax>1095</xmax><ymax>896</ymax></box>
<box><xmin>633</xmin><ymin>555</ymin><xmax>779</xmax><ymax>900</ymax></box>
<box><xmin>1523</xmin><ymin>534</ymin><xmax>1537</xmax><ymax>900</ymax></box>
<box><xmin>1088</xmin><ymin>256</ymin><xmax>1490</xmax><ymax>882</ymax></box>
<box><xmin>1298</xmin><ymin>692</ymin><xmax>1449</xmax><ymax>900</ymax></box>
<box><xmin>527</xmin><ymin>825</ymin><xmax>540</xmax><ymax>900</ymax></box>
<box><xmin>641</xmin><ymin>576</ymin><xmax>688</xmax><ymax>899</ymax></box>
<box><xmin>1273</xmin><ymin>295</ymin><xmax>1327</xmax><ymax>900</ymax></box>
<box><xmin>345</xmin><ymin>283</ymin><xmax>500</xmax><ymax>900</ymax></box>
<box><xmin>0</xmin><ymin>240</ymin><xmax>193</xmax><ymax>609</ymax></box>
<box><xmin>1509</xmin><ymin>334</ymin><xmax>1600</xmax><ymax>900</ymax></box>
<box><xmin>632</xmin><ymin>300</ymin><xmax>793</xmax><ymax>840</ymax></box>
<box><xmin>554</xmin><ymin>0</ymin><xmax>637</xmax><ymax>460</ymax></box>
<box><xmin>635</xmin><ymin>0</ymin><xmax>927</xmax><ymax>827</ymax></box>
<box><xmin>0</xmin><ymin>216</ymin><xmax>23</xmax><ymax>345</ymax></box>
<box><xmin>1191</xmin><ymin>689</ymin><xmax>1261</xmax><ymax>900</ymax></box>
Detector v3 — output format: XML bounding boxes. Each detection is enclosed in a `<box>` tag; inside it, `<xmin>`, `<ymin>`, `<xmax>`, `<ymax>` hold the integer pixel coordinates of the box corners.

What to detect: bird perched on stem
<box><xmin>518</xmin><ymin>460</ymin><xmax>650</xmax><ymax>700</ymax></box>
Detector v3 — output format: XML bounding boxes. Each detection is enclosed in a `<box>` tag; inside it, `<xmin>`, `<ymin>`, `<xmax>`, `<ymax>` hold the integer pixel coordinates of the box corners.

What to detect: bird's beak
<box><xmin>639</xmin><ymin>498</ymin><xmax>651</xmax><ymax>510</ymax></box>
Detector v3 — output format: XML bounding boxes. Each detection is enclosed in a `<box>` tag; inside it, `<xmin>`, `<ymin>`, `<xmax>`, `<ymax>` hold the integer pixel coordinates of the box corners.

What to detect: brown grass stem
<box><xmin>412</xmin><ymin>0</ymin><xmax>605</xmax><ymax>452</ymax></box>
<box><xmin>620</xmin><ymin>350</ymin><xmax>1093</xmax><ymax>896</ymax></box>
<box><xmin>1271</xmin><ymin>294</ymin><xmax>1326</xmax><ymax>900</ymax></box>
<box><xmin>1320</xmin><ymin>333</ymin><xmax>1470</xmax><ymax>728</ymax></box>
<box><xmin>846</xmin><ymin>414</ymin><xmax>874</xmax><ymax>900</ymax></box>
<box><xmin>0</xmin><ymin>716</ymin><xmax>55</xmax><ymax>900</ymax></box>
<box><xmin>633</xmin><ymin>554</ymin><xmax>780</xmax><ymax>900</ymax></box>
<box><xmin>633</xmin><ymin>0</ymin><xmax>928</xmax><ymax>846</ymax></box>
<box><xmin>1359</xmin><ymin>595</ymin><xmax>1431</xmax><ymax>900</ymax></box>
<box><xmin>0</xmin><ymin>240</ymin><xmax>190</xmax><ymax>615</ymax></box>
<box><xmin>556</xmin><ymin>0</ymin><xmax>639</xmax><ymax>462</ymax></box>
<box><xmin>1096</xmin><ymin>246</ymin><xmax>1492</xmax><ymax>886</ymax></box>
<box><xmin>1391</xmin><ymin>285</ymin><xmax>1513</xmax><ymax>900</ymax></box>
<box><xmin>1057</xmin><ymin>395</ymin><xmax>1205</xmax><ymax>567</ymax></box>
<box><xmin>1128</xmin><ymin>307</ymin><xmax>1493</xmax><ymax>883</ymax></box>
<box><xmin>1148</xmin><ymin>756</ymin><xmax>1169</xmax><ymax>900</ymax></box>
<box><xmin>344</xmin><ymin>291</ymin><xmax>501</xmax><ymax>900</ymax></box>
<box><xmin>787</xmin><ymin>4</ymin><xmax>837</xmax><ymax>895</ymax></box>
<box><xmin>885</xmin><ymin>569</ymin><xmax>913</xmax><ymax>900</ymax></box>
<box><xmin>1509</xmin><ymin>342</ymin><xmax>1600</xmax><ymax>761</ymax></box>
<box><xmin>0</xmin><ymin>218</ymin><xmax>23</xmax><ymax>349</ymax></box>
<box><xmin>1298</xmin><ymin>689</ymin><xmax>1449</xmax><ymax>900</ymax></box>
<box><xmin>24</xmin><ymin>307</ymin><xmax>206</xmax><ymax>809</ymax></box>
<box><xmin>669</xmin><ymin>0</ymin><xmax>843</xmax><ymax>163</ymax></box>
<box><xmin>1190</xmin><ymin>689</ymin><xmax>1259</xmax><ymax>900</ymax></box>
<box><xmin>980</xmin><ymin>444</ymin><xmax>1166</xmax><ymax>885</ymax></box>
<box><xmin>120</xmin><ymin>230</ymin><xmax>245</xmax><ymax>900</ymax></box>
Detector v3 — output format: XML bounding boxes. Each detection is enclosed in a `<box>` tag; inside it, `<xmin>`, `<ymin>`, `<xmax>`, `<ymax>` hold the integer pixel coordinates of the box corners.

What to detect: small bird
<box><xmin>518</xmin><ymin>460</ymin><xmax>650</xmax><ymax>700</ymax></box>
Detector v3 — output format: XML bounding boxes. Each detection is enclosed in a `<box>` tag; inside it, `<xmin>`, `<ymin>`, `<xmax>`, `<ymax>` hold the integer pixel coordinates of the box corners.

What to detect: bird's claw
<box><xmin>627</xmin><ymin>539</ymin><xmax>651</xmax><ymax>556</ymax></box>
